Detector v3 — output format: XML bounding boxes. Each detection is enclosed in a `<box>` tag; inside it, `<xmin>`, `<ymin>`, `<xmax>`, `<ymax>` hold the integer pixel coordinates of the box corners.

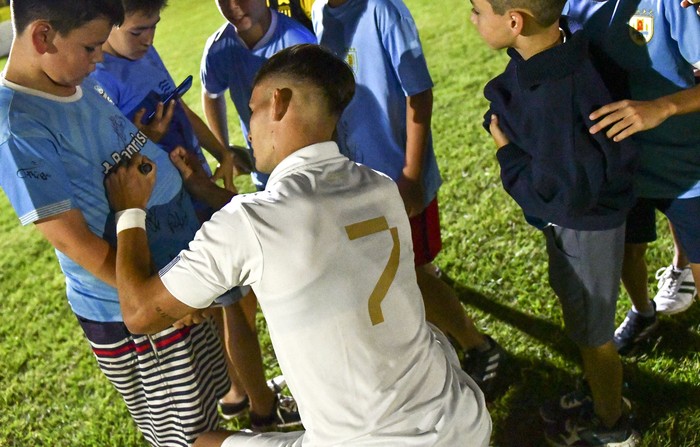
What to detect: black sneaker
<box><xmin>540</xmin><ymin>389</ymin><xmax>593</xmax><ymax>424</ymax></box>
<box><xmin>461</xmin><ymin>335</ymin><xmax>505</xmax><ymax>397</ymax></box>
<box><xmin>219</xmin><ymin>395</ymin><xmax>250</xmax><ymax>420</ymax></box>
<box><xmin>541</xmin><ymin>384</ymin><xmax>632</xmax><ymax>426</ymax></box>
<box><xmin>544</xmin><ymin>412</ymin><xmax>640</xmax><ymax>446</ymax></box>
<box><xmin>250</xmin><ymin>395</ymin><xmax>302</xmax><ymax>432</ymax></box>
<box><xmin>613</xmin><ymin>302</ymin><xmax>659</xmax><ymax>356</ymax></box>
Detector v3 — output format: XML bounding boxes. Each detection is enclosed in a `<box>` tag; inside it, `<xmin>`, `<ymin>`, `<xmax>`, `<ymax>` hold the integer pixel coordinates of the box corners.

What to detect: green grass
<box><xmin>1</xmin><ymin>0</ymin><xmax>699</xmax><ymax>445</ymax></box>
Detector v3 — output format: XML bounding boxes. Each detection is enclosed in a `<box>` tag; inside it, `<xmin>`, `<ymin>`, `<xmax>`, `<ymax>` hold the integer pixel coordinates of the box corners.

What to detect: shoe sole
<box><xmin>656</xmin><ymin>295</ymin><xmax>697</xmax><ymax>316</ymax></box>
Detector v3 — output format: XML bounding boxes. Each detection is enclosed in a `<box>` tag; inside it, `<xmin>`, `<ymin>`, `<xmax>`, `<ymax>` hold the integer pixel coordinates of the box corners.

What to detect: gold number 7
<box><xmin>345</xmin><ymin>216</ymin><xmax>400</xmax><ymax>325</ymax></box>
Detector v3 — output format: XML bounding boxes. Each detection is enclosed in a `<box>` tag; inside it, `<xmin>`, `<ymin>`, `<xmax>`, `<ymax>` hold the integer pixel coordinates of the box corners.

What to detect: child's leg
<box><xmin>417</xmin><ymin>265</ymin><xmax>485</xmax><ymax>349</ymax></box>
<box><xmin>544</xmin><ymin>224</ymin><xmax>626</xmax><ymax>425</ymax></box>
<box><xmin>222</xmin><ymin>292</ymin><xmax>276</xmax><ymax>416</ymax></box>
<box><xmin>621</xmin><ymin>199</ymin><xmax>657</xmax><ymax>314</ymax></box>
<box><xmin>409</xmin><ymin>198</ymin><xmax>486</xmax><ymax>350</ymax></box>
<box><xmin>622</xmin><ymin>242</ymin><xmax>653</xmax><ymax>313</ymax></box>
<box><xmin>580</xmin><ymin>342</ymin><xmax>623</xmax><ymax>427</ymax></box>
<box><xmin>660</xmin><ymin>196</ymin><xmax>700</xmax><ymax>311</ymax></box>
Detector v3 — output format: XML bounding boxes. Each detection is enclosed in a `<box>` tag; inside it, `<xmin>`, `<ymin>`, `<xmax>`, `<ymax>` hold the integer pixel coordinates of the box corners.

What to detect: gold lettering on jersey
<box><xmin>345</xmin><ymin>216</ymin><xmax>400</xmax><ymax>325</ymax></box>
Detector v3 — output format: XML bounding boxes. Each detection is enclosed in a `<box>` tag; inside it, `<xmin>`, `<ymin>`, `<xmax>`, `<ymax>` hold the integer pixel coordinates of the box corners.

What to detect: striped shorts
<box><xmin>77</xmin><ymin>315</ymin><xmax>230</xmax><ymax>447</ymax></box>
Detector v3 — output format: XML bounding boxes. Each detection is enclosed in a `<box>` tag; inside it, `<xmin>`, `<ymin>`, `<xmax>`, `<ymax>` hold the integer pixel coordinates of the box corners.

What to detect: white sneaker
<box><xmin>653</xmin><ymin>265</ymin><xmax>697</xmax><ymax>315</ymax></box>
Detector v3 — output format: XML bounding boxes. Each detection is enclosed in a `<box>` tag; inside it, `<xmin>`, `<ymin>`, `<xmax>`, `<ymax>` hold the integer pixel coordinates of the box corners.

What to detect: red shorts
<box><xmin>409</xmin><ymin>197</ymin><xmax>442</xmax><ymax>267</ymax></box>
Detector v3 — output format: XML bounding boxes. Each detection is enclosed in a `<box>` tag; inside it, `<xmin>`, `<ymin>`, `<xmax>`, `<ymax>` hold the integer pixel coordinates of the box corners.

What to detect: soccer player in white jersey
<box><xmin>104</xmin><ymin>44</ymin><xmax>492</xmax><ymax>447</ymax></box>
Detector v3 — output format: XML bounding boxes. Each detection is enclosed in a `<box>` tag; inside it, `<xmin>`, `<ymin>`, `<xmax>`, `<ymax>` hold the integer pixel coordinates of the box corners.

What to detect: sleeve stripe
<box><xmin>158</xmin><ymin>255</ymin><xmax>181</xmax><ymax>277</ymax></box>
<box><xmin>19</xmin><ymin>199</ymin><xmax>72</xmax><ymax>225</ymax></box>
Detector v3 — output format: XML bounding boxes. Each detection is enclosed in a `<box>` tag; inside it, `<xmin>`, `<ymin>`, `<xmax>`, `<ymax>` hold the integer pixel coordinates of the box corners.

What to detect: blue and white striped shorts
<box><xmin>77</xmin><ymin>316</ymin><xmax>230</xmax><ymax>447</ymax></box>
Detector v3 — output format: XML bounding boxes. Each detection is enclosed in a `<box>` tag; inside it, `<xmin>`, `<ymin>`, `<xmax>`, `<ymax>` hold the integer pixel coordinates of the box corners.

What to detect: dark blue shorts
<box><xmin>625</xmin><ymin>196</ymin><xmax>700</xmax><ymax>263</ymax></box>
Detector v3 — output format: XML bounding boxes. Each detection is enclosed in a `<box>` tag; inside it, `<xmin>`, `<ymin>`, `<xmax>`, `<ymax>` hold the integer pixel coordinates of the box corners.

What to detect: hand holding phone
<box><xmin>146</xmin><ymin>75</ymin><xmax>193</xmax><ymax>122</ymax></box>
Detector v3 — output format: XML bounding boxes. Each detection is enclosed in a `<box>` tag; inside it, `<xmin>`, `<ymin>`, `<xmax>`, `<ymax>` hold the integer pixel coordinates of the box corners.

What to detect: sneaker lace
<box><xmin>614</xmin><ymin>314</ymin><xmax>635</xmax><ymax>338</ymax></box>
<box><xmin>656</xmin><ymin>266</ymin><xmax>681</xmax><ymax>296</ymax></box>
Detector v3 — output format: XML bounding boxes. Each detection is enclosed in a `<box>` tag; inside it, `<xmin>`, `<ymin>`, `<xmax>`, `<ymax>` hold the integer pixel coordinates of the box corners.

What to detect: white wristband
<box><xmin>115</xmin><ymin>208</ymin><xmax>147</xmax><ymax>234</ymax></box>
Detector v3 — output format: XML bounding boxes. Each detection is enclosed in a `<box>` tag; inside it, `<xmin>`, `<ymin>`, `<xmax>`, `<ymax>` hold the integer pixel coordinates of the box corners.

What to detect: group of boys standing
<box><xmin>0</xmin><ymin>0</ymin><xmax>698</xmax><ymax>446</ymax></box>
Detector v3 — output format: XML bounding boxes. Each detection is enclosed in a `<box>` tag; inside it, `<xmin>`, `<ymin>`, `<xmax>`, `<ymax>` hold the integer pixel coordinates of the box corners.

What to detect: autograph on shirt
<box><xmin>16</xmin><ymin>160</ymin><xmax>51</xmax><ymax>181</ymax></box>
<box><xmin>101</xmin><ymin>115</ymin><xmax>150</xmax><ymax>174</ymax></box>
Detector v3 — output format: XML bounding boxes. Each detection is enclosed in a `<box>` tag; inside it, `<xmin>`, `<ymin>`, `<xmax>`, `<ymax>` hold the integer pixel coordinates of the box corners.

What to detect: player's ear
<box><xmin>31</xmin><ymin>20</ymin><xmax>57</xmax><ymax>54</ymax></box>
<box><xmin>272</xmin><ymin>88</ymin><xmax>292</xmax><ymax>121</ymax></box>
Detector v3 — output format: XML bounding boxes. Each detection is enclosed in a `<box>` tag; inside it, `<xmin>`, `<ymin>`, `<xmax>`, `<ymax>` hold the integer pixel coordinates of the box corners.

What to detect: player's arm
<box><xmin>180</xmin><ymin>100</ymin><xmax>238</xmax><ymax>191</ymax></box>
<box><xmin>400</xmin><ymin>88</ymin><xmax>432</xmax><ymax>217</ymax></box>
<box><xmin>588</xmin><ymin>83</ymin><xmax>700</xmax><ymax>141</ymax></box>
<box><xmin>105</xmin><ymin>154</ymin><xmax>199</xmax><ymax>334</ymax></box>
<box><xmin>170</xmin><ymin>147</ymin><xmax>236</xmax><ymax>211</ymax></box>
<box><xmin>34</xmin><ymin>210</ymin><xmax>117</xmax><ymax>287</ymax></box>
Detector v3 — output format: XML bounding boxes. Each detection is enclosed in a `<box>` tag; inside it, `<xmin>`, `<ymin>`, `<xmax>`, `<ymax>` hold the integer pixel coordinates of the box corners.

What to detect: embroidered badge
<box><xmin>629</xmin><ymin>12</ymin><xmax>653</xmax><ymax>44</ymax></box>
<box><xmin>345</xmin><ymin>48</ymin><xmax>358</xmax><ymax>74</ymax></box>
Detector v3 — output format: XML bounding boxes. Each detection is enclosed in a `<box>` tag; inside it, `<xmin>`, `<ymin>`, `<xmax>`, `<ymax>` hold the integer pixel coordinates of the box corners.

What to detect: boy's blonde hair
<box><xmin>487</xmin><ymin>0</ymin><xmax>565</xmax><ymax>26</ymax></box>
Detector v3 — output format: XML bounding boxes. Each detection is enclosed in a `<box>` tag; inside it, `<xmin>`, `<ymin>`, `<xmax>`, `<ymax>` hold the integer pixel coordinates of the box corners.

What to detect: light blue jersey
<box><xmin>92</xmin><ymin>46</ymin><xmax>212</xmax><ymax>215</ymax></box>
<box><xmin>565</xmin><ymin>0</ymin><xmax>700</xmax><ymax>199</ymax></box>
<box><xmin>312</xmin><ymin>0</ymin><xmax>442</xmax><ymax>207</ymax></box>
<box><xmin>0</xmin><ymin>77</ymin><xmax>200</xmax><ymax>322</ymax></box>
<box><xmin>201</xmin><ymin>10</ymin><xmax>315</xmax><ymax>188</ymax></box>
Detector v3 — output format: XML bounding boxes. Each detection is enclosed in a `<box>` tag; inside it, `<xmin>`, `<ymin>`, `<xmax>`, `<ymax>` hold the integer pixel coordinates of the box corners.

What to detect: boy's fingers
<box><xmin>133</xmin><ymin>108</ymin><xmax>146</xmax><ymax>126</ymax></box>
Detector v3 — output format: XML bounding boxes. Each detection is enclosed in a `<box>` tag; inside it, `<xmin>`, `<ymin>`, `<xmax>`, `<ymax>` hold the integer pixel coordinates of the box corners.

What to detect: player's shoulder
<box><xmin>206</xmin><ymin>22</ymin><xmax>238</xmax><ymax>49</ymax></box>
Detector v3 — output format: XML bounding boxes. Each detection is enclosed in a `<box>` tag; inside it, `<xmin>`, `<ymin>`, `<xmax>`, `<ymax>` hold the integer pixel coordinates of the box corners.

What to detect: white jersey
<box><xmin>160</xmin><ymin>142</ymin><xmax>491</xmax><ymax>446</ymax></box>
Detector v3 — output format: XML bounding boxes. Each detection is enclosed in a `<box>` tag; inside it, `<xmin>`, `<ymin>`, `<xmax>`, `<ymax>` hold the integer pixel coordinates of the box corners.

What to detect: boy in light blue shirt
<box><xmin>0</xmin><ymin>1</ymin><xmax>230</xmax><ymax>445</ymax></box>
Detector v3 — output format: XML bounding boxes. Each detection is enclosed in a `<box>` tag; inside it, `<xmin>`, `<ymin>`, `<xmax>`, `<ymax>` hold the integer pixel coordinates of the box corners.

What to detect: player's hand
<box><xmin>133</xmin><ymin>100</ymin><xmax>177</xmax><ymax>143</ymax></box>
<box><xmin>104</xmin><ymin>153</ymin><xmax>156</xmax><ymax>211</ymax></box>
<box><xmin>489</xmin><ymin>114</ymin><xmax>510</xmax><ymax>148</ymax></box>
<box><xmin>588</xmin><ymin>99</ymin><xmax>672</xmax><ymax>141</ymax></box>
<box><xmin>397</xmin><ymin>174</ymin><xmax>425</xmax><ymax>218</ymax></box>
<box><xmin>169</xmin><ymin>146</ymin><xmax>211</xmax><ymax>192</ymax></box>
<box><xmin>210</xmin><ymin>149</ymin><xmax>237</xmax><ymax>192</ymax></box>
<box><xmin>172</xmin><ymin>309</ymin><xmax>210</xmax><ymax>329</ymax></box>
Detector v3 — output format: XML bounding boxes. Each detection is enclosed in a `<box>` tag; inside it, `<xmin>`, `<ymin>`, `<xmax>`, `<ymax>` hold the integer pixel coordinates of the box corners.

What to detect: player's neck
<box><xmin>513</xmin><ymin>26</ymin><xmax>564</xmax><ymax>61</ymax></box>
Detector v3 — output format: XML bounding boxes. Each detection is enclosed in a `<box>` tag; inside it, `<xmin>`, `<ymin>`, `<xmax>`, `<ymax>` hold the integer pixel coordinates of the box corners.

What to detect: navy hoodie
<box><xmin>483</xmin><ymin>19</ymin><xmax>637</xmax><ymax>231</ymax></box>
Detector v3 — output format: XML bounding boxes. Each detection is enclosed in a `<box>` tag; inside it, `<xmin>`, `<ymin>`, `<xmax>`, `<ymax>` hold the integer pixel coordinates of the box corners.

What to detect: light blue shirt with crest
<box><xmin>565</xmin><ymin>0</ymin><xmax>700</xmax><ymax>199</ymax></box>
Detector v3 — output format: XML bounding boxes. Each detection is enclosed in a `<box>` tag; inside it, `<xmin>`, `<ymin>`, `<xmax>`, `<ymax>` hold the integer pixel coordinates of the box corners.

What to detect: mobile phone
<box><xmin>146</xmin><ymin>75</ymin><xmax>193</xmax><ymax>122</ymax></box>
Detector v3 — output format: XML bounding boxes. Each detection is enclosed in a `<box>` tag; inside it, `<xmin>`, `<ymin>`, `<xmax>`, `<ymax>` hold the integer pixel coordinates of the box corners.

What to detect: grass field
<box><xmin>1</xmin><ymin>0</ymin><xmax>699</xmax><ymax>445</ymax></box>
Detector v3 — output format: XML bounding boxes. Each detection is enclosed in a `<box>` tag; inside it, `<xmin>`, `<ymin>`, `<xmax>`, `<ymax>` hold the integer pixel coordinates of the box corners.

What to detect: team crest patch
<box><xmin>345</xmin><ymin>48</ymin><xmax>358</xmax><ymax>73</ymax></box>
<box><xmin>629</xmin><ymin>14</ymin><xmax>653</xmax><ymax>44</ymax></box>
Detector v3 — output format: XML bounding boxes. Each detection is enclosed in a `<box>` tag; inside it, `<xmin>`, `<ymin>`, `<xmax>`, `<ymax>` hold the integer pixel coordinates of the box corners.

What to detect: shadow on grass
<box><xmin>440</xmin><ymin>275</ymin><xmax>700</xmax><ymax>446</ymax></box>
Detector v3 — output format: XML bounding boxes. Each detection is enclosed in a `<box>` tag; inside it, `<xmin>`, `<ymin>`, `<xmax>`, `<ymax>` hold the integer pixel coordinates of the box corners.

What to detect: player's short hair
<box><xmin>12</xmin><ymin>0</ymin><xmax>124</xmax><ymax>35</ymax></box>
<box><xmin>254</xmin><ymin>44</ymin><xmax>355</xmax><ymax>118</ymax></box>
<box><xmin>487</xmin><ymin>0</ymin><xmax>565</xmax><ymax>27</ymax></box>
<box><xmin>122</xmin><ymin>0</ymin><xmax>168</xmax><ymax>17</ymax></box>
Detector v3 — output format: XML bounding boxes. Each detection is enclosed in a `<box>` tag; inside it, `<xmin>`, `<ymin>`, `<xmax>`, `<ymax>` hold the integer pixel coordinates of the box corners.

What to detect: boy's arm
<box><xmin>400</xmin><ymin>88</ymin><xmax>432</xmax><ymax>217</ymax></box>
<box><xmin>202</xmin><ymin>93</ymin><xmax>230</xmax><ymax>148</ymax></box>
<box><xmin>34</xmin><ymin>210</ymin><xmax>117</xmax><ymax>287</ymax></box>
<box><xmin>588</xmin><ymin>83</ymin><xmax>700</xmax><ymax>141</ymax></box>
<box><xmin>180</xmin><ymin>100</ymin><xmax>238</xmax><ymax>192</ymax></box>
